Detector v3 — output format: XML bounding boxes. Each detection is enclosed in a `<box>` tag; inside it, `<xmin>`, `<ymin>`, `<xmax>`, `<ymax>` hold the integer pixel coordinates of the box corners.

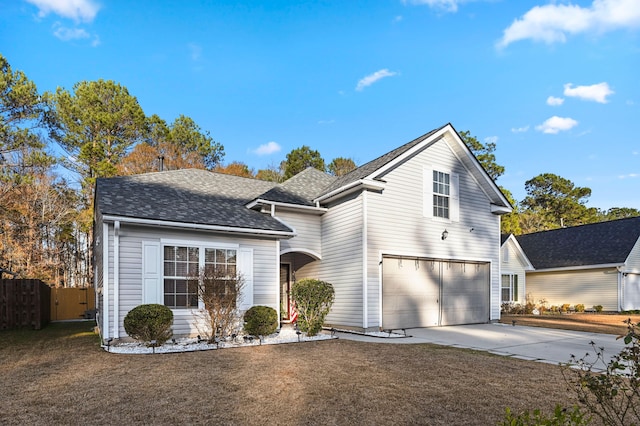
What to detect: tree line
<box><xmin>0</xmin><ymin>54</ymin><xmax>637</xmax><ymax>285</ymax></box>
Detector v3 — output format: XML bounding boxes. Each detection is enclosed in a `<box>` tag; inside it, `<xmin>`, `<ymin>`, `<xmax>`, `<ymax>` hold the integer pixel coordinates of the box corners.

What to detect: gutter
<box><xmin>101</xmin><ymin>215</ymin><xmax>295</xmax><ymax>238</ymax></box>
<box><xmin>314</xmin><ymin>179</ymin><xmax>386</xmax><ymax>204</ymax></box>
<box><xmin>246</xmin><ymin>199</ymin><xmax>328</xmax><ymax>214</ymax></box>
<box><xmin>528</xmin><ymin>262</ymin><xmax>625</xmax><ymax>273</ymax></box>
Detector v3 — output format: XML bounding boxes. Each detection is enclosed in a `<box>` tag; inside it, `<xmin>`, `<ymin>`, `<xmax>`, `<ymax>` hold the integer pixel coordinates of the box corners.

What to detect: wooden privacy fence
<box><xmin>51</xmin><ymin>287</ymin><xmax>95</xmax><ymax>321</ymax></box>
<box><xmin>0</xmin><ymin>279</ymin><xmax>51</xmax><ymax>330</ymax></box>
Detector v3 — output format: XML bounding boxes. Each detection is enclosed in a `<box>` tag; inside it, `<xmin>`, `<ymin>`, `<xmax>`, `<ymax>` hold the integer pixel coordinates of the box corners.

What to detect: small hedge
<box><xmin>123</xmin><ymin>304</ymin><xmax>173</xmax><ymax>345</ymax></box>
<box><xmin>291</xmin><ymin>278</ymin><xmax>335</xmax><ymax>336</ymax></box>
<box><xmin>244</xmin><ymin>305</ymin><xmax>278</xmax><ymax>336</ymax></box>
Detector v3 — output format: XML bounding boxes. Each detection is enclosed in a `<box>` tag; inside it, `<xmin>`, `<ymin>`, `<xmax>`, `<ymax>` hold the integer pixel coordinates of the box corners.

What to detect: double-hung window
<box><xmin>163</xmin><ymin>245</ymin><xmax>237</xmax><ymax>309</ymax></box>
<box><xmin>501</xmin><ymin>274</ymin><xmax>518</xmax><ymax>303</ymax></box>
<box><xmin>433</xmin><ymin>170</ymin><xmax>450</xmax><ymax>219</ymax></box>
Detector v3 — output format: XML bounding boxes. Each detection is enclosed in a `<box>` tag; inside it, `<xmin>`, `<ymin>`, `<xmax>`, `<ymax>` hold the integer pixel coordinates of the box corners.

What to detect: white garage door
<box><xmin>382</xmin><ymin>256</ymin><xmax>490</xmax><ymax>330</ymax></box>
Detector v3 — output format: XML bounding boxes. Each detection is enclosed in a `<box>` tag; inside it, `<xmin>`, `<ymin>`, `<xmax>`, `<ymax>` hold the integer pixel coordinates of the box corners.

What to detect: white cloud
<box><xmin>403</xmin><ymin>0</ymin><xmax>467</xmax><ymax>13</ymax></box>
<box><xmin>318</xmin><ymin>119</ymin><xmax>335</xmax><ymax>125</ymax></box>
<box><xmin>564</xmin><ymin>82</ymin><xmax>614</xmax><ymax>103</ymax></box>
<box><xmin>618</xmin><ymin>173</ymin><xmax>638</xmax><ymax>179</ymax></box>
<box><xmin>546</xmin><ymin>96</ymin><xmax>564</xmax><ymax>106</ymax></box>
<box><xmin>511</xmin><ymin>125</ymin><xmax>530</xmax><ymax>133</ymax></box>
<box><xmin>26</xmin><ymin>0</ymin><xmax>101</xmax><ymax>22</ymax></box>
<box><xmin>497</xmin><ymin>0</ymin><xmax>640</xmax><ymax>49</ymax></box>
<box><xmin>53</xmin><ymin>24</ymin><xmax>89</xmax><ymax>41</ymax></box>
<box><xmin>393</xmin><ymin>15</ymin><xmax>403</xmax><ymax>23</ymax></box>
<box><xmin>188</xmin><ymin>43</ymin><xmax>202</xmax><ymax>61</ymax></box>
<box><xmin>484</xmin><ymin>136</ymin><xmax>498</xmax><ymax>144</ymax></box>
<box><xmin>356</xmin><ymin>69</ymin><xmax>398</xmax><ymax>91</ymax></box>
<box><xmin>535</xmin><ymin>116</ymin><xmax>579</xmax><ymax>134</ymax></box>
<box><xmin>251</xmin><ymin>141</ymin><xmax>281</xmax><ymax>156</ymax></box>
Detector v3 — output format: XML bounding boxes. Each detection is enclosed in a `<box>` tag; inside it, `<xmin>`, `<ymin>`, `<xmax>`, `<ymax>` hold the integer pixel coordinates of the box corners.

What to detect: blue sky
<box><xmin>2</xmin><ymin>0</ymin><xmax>639</xmax><ymax>210</ymax></box>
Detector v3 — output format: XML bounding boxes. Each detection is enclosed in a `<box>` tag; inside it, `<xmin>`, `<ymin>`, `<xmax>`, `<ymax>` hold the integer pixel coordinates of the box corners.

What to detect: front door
<box><xmin>280</xmin><ymin>264</ymin><xmax>291</xmax><ymax>321</ymax></box>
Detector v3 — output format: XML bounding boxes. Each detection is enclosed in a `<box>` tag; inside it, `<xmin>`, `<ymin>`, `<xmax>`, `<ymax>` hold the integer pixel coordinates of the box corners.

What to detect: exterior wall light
<box><xmin>441</xmin><ymin>229</ymin><xmax>448</xmax><ymax>240</ymax></box>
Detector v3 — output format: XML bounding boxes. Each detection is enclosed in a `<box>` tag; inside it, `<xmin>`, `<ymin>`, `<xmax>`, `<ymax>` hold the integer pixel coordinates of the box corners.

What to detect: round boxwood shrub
<box><xmin>291</xmin><ymin>278</ymin><xmax>335</xmax><ymax>337</ymax></box>
<box><xmin>244</xmin><ymin>305</ymin><xmax>278</xmax><ymax>336</ymax></box>
<box><xmin>124</xmin><ymin>304</ymin><xmax>173</xmax><ymax>345</ymax></box>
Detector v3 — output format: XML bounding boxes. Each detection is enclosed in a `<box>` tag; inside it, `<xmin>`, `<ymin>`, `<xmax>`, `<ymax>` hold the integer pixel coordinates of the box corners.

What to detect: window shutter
<box><xmin>423</xmin><ymin>166</ymin><xmax>433</xmax><ymax>218</ymax></box>
<box><xmin>237</xmin><ymin>248</ymin><xmax>254</xmax><ymax>310</ymax></box>
<box><xmin>450</xmin><ymin>173</ymin><xmax>460</xmax><ymax>222</ymax></box>
<box><xmin>142</xmin><ymin>241</ymin><xmax>161</xmax><ymax>304</ymax></box>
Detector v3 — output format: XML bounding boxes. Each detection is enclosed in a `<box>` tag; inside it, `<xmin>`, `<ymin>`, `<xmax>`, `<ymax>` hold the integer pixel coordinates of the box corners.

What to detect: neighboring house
<box><xmin>499</xmin><ymin>234</ymin><xmax>534</xmax><ymax>305</ymax></box>
<box><xmin>515</xmin><ymin>217</ymin><xmax>640</xmax><ymax>311</ymax></box>
<box><xmin>93</xmin><ymin>123</ymin><xmax>512</xmax><ymax>340</ymax></box>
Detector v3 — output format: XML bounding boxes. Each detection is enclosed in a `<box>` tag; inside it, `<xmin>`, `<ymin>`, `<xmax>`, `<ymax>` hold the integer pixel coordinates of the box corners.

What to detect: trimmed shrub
<box><xmin>593</xmin><ymin>305</ymin><xmax>603</xmax><ymax>313</ymax></box>
<box><xmin>123</xmin><ymin>304</ymin><xmax>173</xmax><ymax>345</ymax></box>
<box><xmin>244</xmin><ymin>305</ymin><xmax>278</xmax><ymax>336</ymax></box>
<box><xmin>291</xmin><ymin>278</ymin><xmax>335</xmax><ymax>336</ymax></box>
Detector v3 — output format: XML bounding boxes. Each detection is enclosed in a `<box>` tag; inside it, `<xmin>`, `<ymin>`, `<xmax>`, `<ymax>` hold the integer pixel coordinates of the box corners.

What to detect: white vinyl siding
<box><xmin>105</xmin><ymin>225</ymin><xmax>277</xmax><ymax>338</ymax></box>
<box><xmin>500</xmin><ymin>238</ymin><xmax>530</xmax><ymax>303</ymax></box>
<box><xmin>526</xmin><ymin>268</ymin><xmax>618</xmax><ymax>311</ymax></box>
<box><xmin>368</xmin><ymin>138</ymin><xmax>501</xmax><ymax>325</ymax></box>
<box><xmin>626</xmin><ymin>237</ymin><xmax>640</xmax><ymax>272</ymax></box>
<box><xmin>276</xmin><ymin>210</ymin><xmax>322</xmax><ymax>257</ymax></box>
<box><xmin>296</xmin><ymin>192</ymin><xmax>364</xmax><ymax>328</ymax></box>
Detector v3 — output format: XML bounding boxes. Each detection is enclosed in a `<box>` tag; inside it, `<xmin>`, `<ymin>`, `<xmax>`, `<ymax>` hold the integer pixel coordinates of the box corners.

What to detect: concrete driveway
<box><xmin>337</xmin><ymin>323</ymin><xmax>627</xmax><ymax>369</ymax></box>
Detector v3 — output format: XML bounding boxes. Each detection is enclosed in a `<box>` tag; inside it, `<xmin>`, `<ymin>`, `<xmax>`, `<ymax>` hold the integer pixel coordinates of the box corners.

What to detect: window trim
<box><xmin>160</xmin><ymin>239</ymin><xmax>240</xmax><ymax>310</ymax></box>
<box><xmin>424</xmin><ymin>166</ymin><xmax>459</xmax><ymax>222</ymax></box>
<box><xmin>501</xmin><ymin>273</ymin><xmax>519</xmax><ymax>303</ymax></box>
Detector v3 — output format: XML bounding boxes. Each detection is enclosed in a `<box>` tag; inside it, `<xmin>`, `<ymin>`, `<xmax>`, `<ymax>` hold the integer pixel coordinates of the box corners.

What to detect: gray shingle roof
<box><xmin>321</xmin><ymin>126</ymin><xmax>445</xmax><ymax>194</ymax></box>
<box><xmin>516</xmin><ymin>216</ymin><xmax>640</xmax><ymax>269</ymax></box>
<box><xmin>95</xmin><ymin>169</ymin><xmax>293</xmax><ymax>233</ymax></box>
<box><xmin>258</xmin><ymin>167</ymin><xmax>337</xmax><ymax>206</ymax></box>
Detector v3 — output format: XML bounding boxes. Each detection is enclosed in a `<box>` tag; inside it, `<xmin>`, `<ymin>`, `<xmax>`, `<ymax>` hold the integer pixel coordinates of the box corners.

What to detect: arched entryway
<box><xmin>280</xmin><ymin>249</ymin><xmax>320</xmax><ymax>322</ymax></box>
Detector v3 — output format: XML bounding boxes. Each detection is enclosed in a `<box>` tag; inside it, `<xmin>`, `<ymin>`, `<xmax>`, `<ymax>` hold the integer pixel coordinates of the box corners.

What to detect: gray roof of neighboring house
<box><xmin>515</xmin><ymin>216</ymin><xmax>640</xmax><ymax>269</ymax></box>
<box><xmin>259</xmin><ymin>167</ymin><xmax>337</xmax><ymax>206</ymax></box>
<box><xmin>95</xmin><ymin>169</ymin><xmax>293</xmax><ymax>233</ymax></box>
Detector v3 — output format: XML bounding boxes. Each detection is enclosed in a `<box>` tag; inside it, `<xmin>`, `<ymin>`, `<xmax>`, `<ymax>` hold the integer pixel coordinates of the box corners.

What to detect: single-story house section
<box><xmin>93</xmin><ymin>123</ymin><xmax>512</xmax><ymax>340</ymax></box>
<box><xmin>515</xmin><ymin>216</ymin><xmax>640</xmax><ymax>311</ymax></box>
<box><xmin>500</xmin><ymin>234</ymin><xmax>534</xmax><ymax>305</ymax></box>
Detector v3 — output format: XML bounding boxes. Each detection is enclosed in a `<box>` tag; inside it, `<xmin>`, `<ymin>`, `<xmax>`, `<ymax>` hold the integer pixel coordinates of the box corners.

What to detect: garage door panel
<box><xmin>383</xmin><ymin>257</ymin><xmax>489</xmax><ymax>329</ymax></box>
<box><xmin>441</xmin><ymin>262</ymin><xmax>489</xmax><ymax>326</ymax></box>
<box><xmin>382</xmin><ymin>258</ymin><xmax>439</xmax><ymax>329</ymax></box>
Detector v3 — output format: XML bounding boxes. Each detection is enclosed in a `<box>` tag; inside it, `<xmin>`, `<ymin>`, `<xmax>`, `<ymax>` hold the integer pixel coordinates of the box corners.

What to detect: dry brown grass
<box><xmin>0</xmin><ymin>322</ymin><xmax>586</xmax><ymax>425</ymax></box>
<box><xmin>500</xmin><ymin>313</ymin><xmax>640</xmax><ymax>336</ymax></box>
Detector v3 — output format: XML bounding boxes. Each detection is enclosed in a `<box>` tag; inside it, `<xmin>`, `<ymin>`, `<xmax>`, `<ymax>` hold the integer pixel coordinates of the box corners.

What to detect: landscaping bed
<box><xmin>1</xmin><ymin>321</ymin><xmax>584</xmax><ymax>425</ymax></box>
<box><xmin>499</xmin><ymin>313</ymin><xmax>640</xmax><ymax>335</ymax></box>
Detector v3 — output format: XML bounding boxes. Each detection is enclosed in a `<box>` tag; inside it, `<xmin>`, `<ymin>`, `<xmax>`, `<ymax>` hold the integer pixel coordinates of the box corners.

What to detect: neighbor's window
<box><xmin>433</xmin><ymin>170</ymin><xmax>450</xmax><ymax>219</ymax></box>
<box><xmin>501</xmin><ymin>274</ymin><xmax>518</xmax><ymax>303</ymax></box>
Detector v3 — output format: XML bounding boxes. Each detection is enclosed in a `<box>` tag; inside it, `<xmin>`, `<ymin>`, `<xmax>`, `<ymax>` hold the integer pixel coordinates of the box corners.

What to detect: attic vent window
<box><xmin>433</xmin><ymin>170</ymin><xmax>450</xmax><ymax>219</ymax></box>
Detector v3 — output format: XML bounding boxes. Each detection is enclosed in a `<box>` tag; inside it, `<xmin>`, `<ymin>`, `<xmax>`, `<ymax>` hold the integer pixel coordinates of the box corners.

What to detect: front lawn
<box><xmin>0</xmin><ymin>322</ymin><xmax>583</xmax><ymax>425</ymax></box>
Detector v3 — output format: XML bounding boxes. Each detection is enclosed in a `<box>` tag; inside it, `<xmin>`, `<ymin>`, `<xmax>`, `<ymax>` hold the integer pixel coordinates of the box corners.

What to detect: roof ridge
<box><xmin>519</xmin><ymin>215</ymin><xmax>640</xmax><ymax>237</ymax></box>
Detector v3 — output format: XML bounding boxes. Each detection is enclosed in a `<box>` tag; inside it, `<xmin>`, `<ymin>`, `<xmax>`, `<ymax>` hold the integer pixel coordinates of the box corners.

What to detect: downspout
<box><xmin>102</xmin><ymin>223</ymin><xmax>109</xmax><ymax>341</ymax></box>
<box><xmin>618</xmin><ymin>266</ymin><xmax>623</xmax><ymax>311</ymax></box>
<box><xmin>113</xmin><ymin>221</ymin><xmax>120</xmax><ymax>338</ymax></box>
<box><xmin>276</xmin><ymin>240</ymin><xmax>281</xmax><ymax>324</ymax></box>
<box><xmin>362</xmin><ymin>191</ymin><xmax>368</xmax><ymax>330</ymax></box>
